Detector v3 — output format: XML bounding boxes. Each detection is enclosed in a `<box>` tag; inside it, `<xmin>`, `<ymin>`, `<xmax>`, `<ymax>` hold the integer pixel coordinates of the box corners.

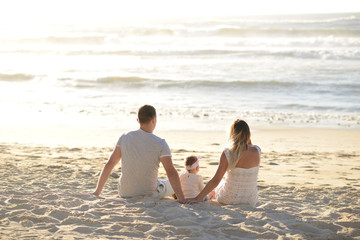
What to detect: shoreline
<box><xmin>1</xmin><ymin>125</ymin><xmax>359</xmax><ymax>151</ymax></box>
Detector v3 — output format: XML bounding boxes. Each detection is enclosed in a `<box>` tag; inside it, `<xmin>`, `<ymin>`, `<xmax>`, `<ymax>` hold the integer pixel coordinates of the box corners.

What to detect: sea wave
<box><xmin>1</xmin><ymin>25</ymin><xmax>359</xmax><ymax>47</ymax></box>
<box><xmin>187</xmin><ymin>14</ymin><xmax>359</xmax><ymax>26</ymax></box>
<box><xmin>118</xmin><ymin>28</ymin><xmax>174</xmax><ymax>37</ymax></box>
<box><xmin>316</xmin><ymin>14</ymin><xmax>359</xmax><ymax>23</ymax></box>
<box><xmin>216</xmin><ymin>28</ymin><xmax>360</xmax><ymax>37</ymax></box>
<box><xmin>63</xmin><ymin>48</ymin><xmax>360</xmax><ymax>61</ymax></box>
<box><xmin>277</xmin><ymin>49</ymin><xmax>360</xmax><ymax>60</ymax></box>
<box><xmin>0</xmin><ymin>73</ymin><xmax>34</xmax><ymax>81</ymax></box>
<box><xmin>60</xmin><ymin>76</ymin><xmax>151</xmax><ymax>88</ymax></box>
<box><xmin>61</xmin><ymin>76</ymin><xmax>360</xmax><ymax>91</ymax></box>
<box><xmin>96</xmin><ymin>76</ymin><xmax>149</xmax><ymax>83</ymax></box>
<box><xmin>2</xmin><ymin>48</ymin><xmax>359</xmax><ymax>60</ymax></box>
<box><xmin>155</xmin><ymin>79</ymin><xmax>300</xmax><ymax>88</ymax></box>
<box><xmin>63</xmin><ymin>77</ymin><xmax>318</xmax><ymax>89</ymax></box>
<box><xmin>0</xmin><ymin>36</ymin><xmax>106</xmax><ymax>45</ymax></box>
<box><xmin>281</xmin><ymin>103</ymin><xmax>360</xmax><ymax>112</ymax></box>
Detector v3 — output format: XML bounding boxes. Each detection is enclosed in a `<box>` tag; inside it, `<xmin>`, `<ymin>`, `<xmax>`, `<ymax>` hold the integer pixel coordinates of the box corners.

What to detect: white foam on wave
<box><xmin>0</xmin><ymin>12</ymin><xmax>359</xmax><ymax>131</ymax></box>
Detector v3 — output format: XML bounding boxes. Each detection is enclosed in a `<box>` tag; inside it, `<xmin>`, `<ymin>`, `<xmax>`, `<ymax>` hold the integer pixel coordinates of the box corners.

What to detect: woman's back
<box><xmin>215</xmin><ymin>145</ymin><xmax>261</xmax><ymax>206</ymax></box>
<box><xmin>234</xmin><ymin>145</ymin><xmax>260</xmax><ymax>169</ymax></box>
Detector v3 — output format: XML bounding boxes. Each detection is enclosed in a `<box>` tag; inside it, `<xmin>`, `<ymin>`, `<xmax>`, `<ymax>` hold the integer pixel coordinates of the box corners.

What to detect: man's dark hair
<box><xmin>138</xmin><ymin>105</ymin><xmax>156</xmax><ymax>124</ymax></box>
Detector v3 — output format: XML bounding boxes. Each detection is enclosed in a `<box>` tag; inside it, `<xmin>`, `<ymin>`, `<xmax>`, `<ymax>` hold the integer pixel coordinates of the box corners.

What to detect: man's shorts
<box><xmin>154</xmin><ymin>178</ymin><xmax>174</xmax><ymax>199</ymax></box>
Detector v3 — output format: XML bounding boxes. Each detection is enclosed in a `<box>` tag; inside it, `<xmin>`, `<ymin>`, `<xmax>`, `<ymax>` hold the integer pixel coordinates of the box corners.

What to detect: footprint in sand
<box><xmin>49</xmin><ymin>209</ymin><xmax>71</xmax><ymax>221</ymax></box>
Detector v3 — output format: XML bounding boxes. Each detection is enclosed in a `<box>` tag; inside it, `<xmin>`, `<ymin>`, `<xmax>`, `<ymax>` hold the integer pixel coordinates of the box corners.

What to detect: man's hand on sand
<box><xmin>177</xmin><ymin>198</ymin><xmax>186</xmax><ymax>204</ymax></box>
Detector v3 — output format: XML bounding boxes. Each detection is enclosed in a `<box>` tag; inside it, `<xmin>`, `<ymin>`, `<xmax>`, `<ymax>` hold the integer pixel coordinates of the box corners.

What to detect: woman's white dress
<box><xmin>215</xmin><ymin>146</ymin><xmax>261</xmax><ymax>206</ymax></box>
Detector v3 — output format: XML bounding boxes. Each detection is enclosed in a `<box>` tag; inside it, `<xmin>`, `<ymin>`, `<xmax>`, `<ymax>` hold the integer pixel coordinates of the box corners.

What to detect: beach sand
<box><xmin>0</xmin><ymin>126</ymin><xmax>359</xmax><ymax>239</ymax></box>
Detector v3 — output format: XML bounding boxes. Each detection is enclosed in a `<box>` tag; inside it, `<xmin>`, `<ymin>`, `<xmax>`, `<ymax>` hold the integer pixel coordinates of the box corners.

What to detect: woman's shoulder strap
<box><xmin>254</xmin><ymin>145</ymin><xmax>261</xmax><ymax>160</ymax></box>
<box><xmin>223</xmin><ymin>149</ymin><xmax>231</xmax><ymax>164</ymax></box>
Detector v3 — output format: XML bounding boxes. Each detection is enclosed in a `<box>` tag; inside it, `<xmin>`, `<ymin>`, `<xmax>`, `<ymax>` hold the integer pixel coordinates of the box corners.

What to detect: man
<box><xmin>93</xmin><ymin>105</ymin><xmax>184</xmax><ymax>202</ymax></box>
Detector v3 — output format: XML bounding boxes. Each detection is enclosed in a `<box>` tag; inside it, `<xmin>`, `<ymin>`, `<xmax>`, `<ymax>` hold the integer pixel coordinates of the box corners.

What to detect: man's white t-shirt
<box><xmin>116</xmin><ymin>129</ymin><xmax>171</xmax><ymax>197</ymax></box>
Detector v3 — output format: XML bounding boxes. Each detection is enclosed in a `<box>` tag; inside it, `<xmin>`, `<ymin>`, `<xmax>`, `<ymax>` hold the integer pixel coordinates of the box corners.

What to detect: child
<box><xmin>175</xmin><ymin>155</ymin><xmax>215</xmax><ymax>201</ymax></box>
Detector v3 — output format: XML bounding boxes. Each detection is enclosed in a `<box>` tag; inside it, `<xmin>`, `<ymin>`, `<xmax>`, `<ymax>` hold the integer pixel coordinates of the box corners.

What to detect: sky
<box><xmin>1</xmin><ymin>0</ymin><xmax>360</xmax><ymax>26</ymax></box>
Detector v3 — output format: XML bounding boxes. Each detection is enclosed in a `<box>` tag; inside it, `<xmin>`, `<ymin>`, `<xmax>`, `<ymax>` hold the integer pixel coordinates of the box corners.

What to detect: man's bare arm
<box><xmin>160</xmin><ymin>156</ymin><xmax>185</xmax><ymax>202</ymax></box>
<box><xmin>93</xmin><ymin>146</ymin><xmax>121</xmax><ymax>196</ymax></box>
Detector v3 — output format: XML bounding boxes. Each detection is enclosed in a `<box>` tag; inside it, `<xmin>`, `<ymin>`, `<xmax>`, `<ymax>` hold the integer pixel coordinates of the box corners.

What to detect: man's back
<box><xmin>116</xmin><ymin>129</ymin><xmax>171</xmax><ymax>197</ymax></box>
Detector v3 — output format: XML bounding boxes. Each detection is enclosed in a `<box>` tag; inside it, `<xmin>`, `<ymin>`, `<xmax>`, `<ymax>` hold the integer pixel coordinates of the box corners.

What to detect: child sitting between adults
<box><xmin>173</xmin><ymin>155</ymin><xmax>215</xmax><ymax>201</ymax></box>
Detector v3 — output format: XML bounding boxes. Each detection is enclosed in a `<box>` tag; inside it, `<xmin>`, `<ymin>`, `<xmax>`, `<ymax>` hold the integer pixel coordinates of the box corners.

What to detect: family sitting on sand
<box><xmin>93</xmin><ymin>105</ymin><xmax>261</xmax><ymax>206</ymax></box>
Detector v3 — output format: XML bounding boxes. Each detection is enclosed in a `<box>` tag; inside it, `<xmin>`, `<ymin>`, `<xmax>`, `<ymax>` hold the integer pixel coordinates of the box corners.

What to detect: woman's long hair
<box><xmin>227</xmin><ymin>120</ymin><xmax>251</xmax><ymax>170</ymax></box>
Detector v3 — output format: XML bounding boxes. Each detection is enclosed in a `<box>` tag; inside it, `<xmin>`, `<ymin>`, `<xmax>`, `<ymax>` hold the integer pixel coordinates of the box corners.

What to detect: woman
<box><xmin>185</xmin><ymin>119</ymin><xmax>261</xmax><ymax>206</ymax></box>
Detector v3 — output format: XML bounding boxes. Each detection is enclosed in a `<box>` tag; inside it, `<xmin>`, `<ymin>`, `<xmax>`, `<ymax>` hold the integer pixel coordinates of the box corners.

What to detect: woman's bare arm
<box><xmin>186</xmin><ymin>151</ymin><xmax>228</xmax><ymax>203</ymax></box>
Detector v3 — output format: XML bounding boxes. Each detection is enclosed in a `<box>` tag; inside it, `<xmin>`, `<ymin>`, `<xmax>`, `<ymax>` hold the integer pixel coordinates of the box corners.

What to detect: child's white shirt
<box><xmin>179</xmin><ymin>172</ymin><xmax>205</xmax><ymax>198</ymax></box>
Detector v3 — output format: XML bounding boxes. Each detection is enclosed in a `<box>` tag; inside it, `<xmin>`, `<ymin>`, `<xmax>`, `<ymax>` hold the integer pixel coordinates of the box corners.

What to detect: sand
<box><xmin>0</xmin><ymin>126</ymin><xmax>360</xmax><ymax>239</ymax></box>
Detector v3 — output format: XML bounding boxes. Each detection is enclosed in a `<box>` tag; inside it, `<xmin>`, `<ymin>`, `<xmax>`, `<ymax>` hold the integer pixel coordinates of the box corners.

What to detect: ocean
<box><xmin>0</xmin><ymin>12</ymin><xmax>359</xmax><ymax>131</ymax></box>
